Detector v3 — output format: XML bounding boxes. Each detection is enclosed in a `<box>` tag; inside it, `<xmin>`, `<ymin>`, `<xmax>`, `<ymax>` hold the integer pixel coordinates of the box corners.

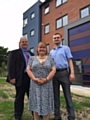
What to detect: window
<box><xmin>44</xmin><ymin>5</ymin><xmax>49</xmax><ymax>14</ymax></box>
<box><xmin>56</xmin><ymin>15</ymin><xmax>68</xmax><ymax>29</ymax></box>
<box><xmin>63</xmin><ymin>0</ymin><xmax>67</xmax><ymax>3</ymax></box>
<box><xmin>62</xmin><ymin>15</ymin><xmax>68</xmax><ymax>26</ymax></box>
<box><xmin>80</xmin><ymin>6</ymin><xmax>90</xmax><ymax>18</ymax></box>
<box><xmin>30</xmin><ymin>29</ymin><xmax>34</xmax><ymax>36</ymax></box>
<box><xmin>56</xmin><ymin>0</ymin><xmax>67</xmax><ymax>7</ymax></box>
<box><xmin>61</xmin><ymin>39</ymin><xmax>65</xmax><ymax>45</ymax></box>
<box><xmin>44</xmin><ymin>24</ymin><xmax>50</xmax><ymax>34</ymax></box>
<box><xmin>31</xmin><ymin>12</ymin><xmax>35</xmax><ymax>19</ymax></box>
<box><xmin>46</xmin><ymin>44</ymin><xmax>50</xmax><ymax>53</ymax></box>
<box><xmin>57</xmin><ymin>18</ymin><xmax>62</xmax><ymax>29</ymax></box>
<box><xmin>23</xmin><ymin>18</ymin><xmax>28</xmax><ymax>27</ymax></box>
<box><xmin>56</xmin><ymin>0</ymin><xmax>61</xmax><ymax>7</ymax></box>
<box><xmin>23</xmin><ymin>34</ymin><xmax>28</xmax><ymax>38</ymax></box>
<box><xmin>72</xmin><ymin>59</ymin><xmax>82</xmax><ymax>84</ymax></box>
<box><xmin>30</xmin><ymin>47</ymin><xmax>34</xmax><ymax>53</ymax></box>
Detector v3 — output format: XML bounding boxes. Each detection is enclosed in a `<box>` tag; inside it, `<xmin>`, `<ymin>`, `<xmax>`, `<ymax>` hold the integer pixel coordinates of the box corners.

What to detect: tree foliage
<box><xmin>0</xmin><ymin>46</ymin><xmax>10</xmax><ymax>67</ymax></box>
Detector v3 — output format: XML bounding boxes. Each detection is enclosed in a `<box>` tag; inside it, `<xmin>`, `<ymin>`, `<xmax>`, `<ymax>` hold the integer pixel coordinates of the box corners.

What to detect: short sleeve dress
<box><xmin>28</xmin><ymin>55</ymin><xmax>55</xmax><ymax>116</ymax></box>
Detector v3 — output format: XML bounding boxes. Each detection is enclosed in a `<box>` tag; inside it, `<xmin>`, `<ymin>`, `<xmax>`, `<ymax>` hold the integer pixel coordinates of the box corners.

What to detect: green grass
<box><xmin>60</xmin><ymin>91</ymin><xmax>90</xmax><ymax>110</ymax></box>
<box><xmin>0</xmin><ymin>100</ymin><xmax>14</xmax><ymax>120</ymax></box>
<box><xmin>0</xmin><ymin>77</ymin><xmax>6</xmax><ymax>84</ymax></box>
<box><xmin>0</xmin><ymin>78</ymin><xmax>32</xmax><ymax>120</ymax></box>
<box><xmin>0</xmin><ymin>78</ymin><xmax>90</xmax><ymax>120</ymax></box>
<box><xmin>80</xmin><ymin>101</ymin><xmax>90</xmax><ymax>107</ymax></box>
<box><xmin>9</xmin><ymin>94</ymin><xmax>15</xmax><ymax>98</ymax></box>
<box><xmin>0</xmin><ymin>89</ymin><xmax>8</xmax><ymax>98</ymax></box>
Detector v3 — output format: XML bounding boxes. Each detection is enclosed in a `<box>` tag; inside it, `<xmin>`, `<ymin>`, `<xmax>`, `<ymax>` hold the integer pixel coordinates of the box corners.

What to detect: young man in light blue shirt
<box><xmin>50</xmin><ymin>33</ymin><xmax>75</xmax><ymax>120</ymax></box>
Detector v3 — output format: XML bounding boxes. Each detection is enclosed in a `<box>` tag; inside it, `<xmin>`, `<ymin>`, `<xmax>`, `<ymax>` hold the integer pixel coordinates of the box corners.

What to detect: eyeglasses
<box><xmin>53</xmin><ymin>37</ymin><xmax>60</xmax><ymax>39</ymax></box>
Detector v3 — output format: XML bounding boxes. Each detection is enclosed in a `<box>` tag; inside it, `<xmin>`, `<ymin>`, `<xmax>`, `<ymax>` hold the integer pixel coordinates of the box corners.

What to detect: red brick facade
<box><xmin>41</xmin><ymin>0</ymin><xmax>90</xmax><ymax>50</ymax></box>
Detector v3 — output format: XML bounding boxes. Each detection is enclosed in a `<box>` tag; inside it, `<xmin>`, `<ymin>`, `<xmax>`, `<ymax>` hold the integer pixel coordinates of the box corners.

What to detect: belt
<box><xmin>56</xmin><ymin>68</ymin><xmax>67</xmax><ymax>72</ymax></box>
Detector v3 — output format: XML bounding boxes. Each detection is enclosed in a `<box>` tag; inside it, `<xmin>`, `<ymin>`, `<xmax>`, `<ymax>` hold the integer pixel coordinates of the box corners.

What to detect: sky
<box><xmin>0</xmin><ymin>0</ymin><xmax>45</xmax><ymax>50</ymax></box>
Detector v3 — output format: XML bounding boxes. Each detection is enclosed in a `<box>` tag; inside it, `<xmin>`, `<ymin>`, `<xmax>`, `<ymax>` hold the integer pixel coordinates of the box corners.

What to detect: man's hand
<box><xmin>10</xmin><ymin>79</ymin><xmax>16</xmax><ymax>85</ymax></box>
<box><xmin>69</xmin><ymin>73</ymin><xmax>75</xmax><ymax>82</ymax></box>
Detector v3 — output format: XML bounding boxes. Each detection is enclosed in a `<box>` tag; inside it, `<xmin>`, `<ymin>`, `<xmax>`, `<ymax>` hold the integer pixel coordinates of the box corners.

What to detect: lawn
<box><xmin>0</xmin><ymin>78</ymin><xmax>90</xmax><ymax>120</ymax></box>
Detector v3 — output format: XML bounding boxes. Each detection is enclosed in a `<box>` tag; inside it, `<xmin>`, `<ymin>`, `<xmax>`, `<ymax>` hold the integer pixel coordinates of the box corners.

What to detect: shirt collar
<box><xmin>21</xmin><ymin>48</ymin><xmax>28</xmax><ymax>52</ymax></box>
<box><xmin>53</xmin><ymin>44</ymin><xmax>63</xmax><ymax>50</ymax></box>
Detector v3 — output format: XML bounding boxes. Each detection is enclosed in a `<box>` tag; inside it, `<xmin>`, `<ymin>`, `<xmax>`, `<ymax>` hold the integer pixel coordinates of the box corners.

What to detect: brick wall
<box><xmin>41</xmin><ymin>0</ymin><xmax>90</xmax><ymax>50</ymax></box>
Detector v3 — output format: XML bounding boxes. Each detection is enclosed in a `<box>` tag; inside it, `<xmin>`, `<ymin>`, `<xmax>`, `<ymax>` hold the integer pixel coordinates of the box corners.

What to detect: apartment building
<box><xmin>23</xmin><ymin>0</ymin><xmax>42</xmax><ymax>54</ymax></box>
<box><xmin>23</xmin><ymin>0</ymin><xmax>90</xmax><ymax>86</ymax></box>
<box><xmin>40</xmin><ymin>0</ymin><xmax>90</xmax><ymax>86</ymax></box>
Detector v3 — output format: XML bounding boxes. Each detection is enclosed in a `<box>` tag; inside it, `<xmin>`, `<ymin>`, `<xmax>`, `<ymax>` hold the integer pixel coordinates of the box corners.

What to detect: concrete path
<box><xmin>60</xmin><ymin>85</ymin><xmax>90</xmax><ymax>97</ymax></box>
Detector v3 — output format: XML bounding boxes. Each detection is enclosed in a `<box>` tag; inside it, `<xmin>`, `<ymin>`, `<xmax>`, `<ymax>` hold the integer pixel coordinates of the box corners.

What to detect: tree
<box><xmin>0</xmin><ymin>46</ymin><xmax>10</xmax><ymax>67</ymax></box>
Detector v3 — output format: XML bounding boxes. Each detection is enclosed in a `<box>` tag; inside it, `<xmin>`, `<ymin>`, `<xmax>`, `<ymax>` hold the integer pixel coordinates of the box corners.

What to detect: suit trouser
<box><xmin>53</xmin><ymin>70</ymin><xmax>75</xmax><ymax>120</ymax></box>
<box><xmin>14</xmin><ymin>73</ymin><xmax>30</xmax><ymax>119</ymax></box>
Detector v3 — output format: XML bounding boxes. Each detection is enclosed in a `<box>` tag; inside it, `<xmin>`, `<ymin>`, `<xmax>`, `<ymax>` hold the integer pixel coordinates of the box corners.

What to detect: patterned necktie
<box><xmin>24</xmin><ymin>50</ymin><xmax>29</xmax><ymax>62</ymax></box>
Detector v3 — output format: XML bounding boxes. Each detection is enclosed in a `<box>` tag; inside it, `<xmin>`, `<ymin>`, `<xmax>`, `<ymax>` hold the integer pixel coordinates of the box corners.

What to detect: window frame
<box><xmin>56</xmin><ymin>0</ymin><xmax>67</xmax><ymax>8</ymax></box>
<box><xmin>44</xmin><ymin>24</ymin><xmax>50</xmax><ymax>34</ymax></box>
<box><xmin>56</xmin><ymin>15</ymin><xmax>68</xmax><ymax>29</ymax></box>
<box><xmin>30</xmin><ymin>47</ymin><xmax>34</xmax><ymax>53</ymax></box>
<box><xmin>80</xmin><ymin>6</ymin><xmax>90</xmax><ymax>18</ymax></box>
<box><xmin>46</xmin><ymin>44</ymin><xmax>50</xmax><ymax>54</ymax></box>
<box><xmin>30</xmin><ymin>29</ymin><xmax>35</xmax><ymax>37</ymax></box>
<box><xmin>30</xmin><ymin>12</ymin><xmax>35</xmax><ymax>19</ymax></box>
<box><xmin>23</xmin><ymin>34</ymin><xmax>28</xmax><ymax>38</ymax></box>
<box><xmin>44</xmin><ymin>5</ymin><xmax>50</xmax><ymax>15</ymax></box>
<box><xmin>23</xmin><ymin>18</ymin><xmax>28</xmax><ymax>27</ymax></box>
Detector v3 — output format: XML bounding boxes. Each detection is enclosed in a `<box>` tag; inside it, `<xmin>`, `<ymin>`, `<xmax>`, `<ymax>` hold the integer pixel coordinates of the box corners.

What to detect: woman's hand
<box><xmin>34</xmin><ymin>78</ymin><xmax>47</xmax><ymax>85</ymax></box>
<box><xmin>40</xmin><ymin>78</ymin><xmax>47</xmax><ymax>84</ymax></box>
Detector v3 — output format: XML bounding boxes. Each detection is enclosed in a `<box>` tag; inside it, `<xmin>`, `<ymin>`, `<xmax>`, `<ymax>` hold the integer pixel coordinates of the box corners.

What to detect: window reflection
<box><xmin>73</xmin><ymin>59</ymin><xmax>82</xmax><ymax>84</ymax></box>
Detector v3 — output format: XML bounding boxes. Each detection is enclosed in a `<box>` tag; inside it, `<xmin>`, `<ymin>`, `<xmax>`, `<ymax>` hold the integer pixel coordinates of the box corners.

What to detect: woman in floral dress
<box><xmin>27</xmin><ymin>41</ymin><xmax>56</xmax><ymax>120</ymax></box>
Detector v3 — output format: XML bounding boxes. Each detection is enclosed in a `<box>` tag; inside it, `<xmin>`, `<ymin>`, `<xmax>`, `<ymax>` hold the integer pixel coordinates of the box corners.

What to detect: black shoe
<box><xmin>52</xmin><ymin>118</ymin><xmax>62</xmax><ymax>120</ymax></box>
<box><xmin>40</xmin><ymin>115</ymin><xmax>43</xmax><ymax>118</ymax></box>
<box><xmin>15</xmin><ymin>119</ymin><xmax>21</xmax><ymax>120</ymax></box>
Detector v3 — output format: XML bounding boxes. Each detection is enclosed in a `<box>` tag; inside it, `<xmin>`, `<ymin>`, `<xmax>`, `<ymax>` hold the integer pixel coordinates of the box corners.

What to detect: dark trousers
<box><xmin>14</xmin><ymin>73</ymin><xmax>30</xmax><ymax>119</ymax></box>
<box><xmin>53</xmin><ymin>70</ymin><xmax>75</xmax><ymax>120</ymax></box>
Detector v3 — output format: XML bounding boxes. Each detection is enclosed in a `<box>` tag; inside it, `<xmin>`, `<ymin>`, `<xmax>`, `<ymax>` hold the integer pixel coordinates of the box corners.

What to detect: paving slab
<box><xmin>60</xmin><ymin>85</ymin><xmax>90</xmax><ymax>97</ymax></box>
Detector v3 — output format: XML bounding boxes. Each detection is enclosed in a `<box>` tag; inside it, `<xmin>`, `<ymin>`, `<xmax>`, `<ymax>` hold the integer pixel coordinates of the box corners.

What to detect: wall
<box><xmin>23</xmin><ymin>1</ymin><xmax>42</xmax><ymax>54</ymax></box>
<box><xmin>64</xmin><ymin>16</ymin><xmax>90</xmax><ymax>86</ymax></box>
<box><xmin>41</xmin><ymin>0</ymin><xmax>90</xmax><ymax>50</ymax></box>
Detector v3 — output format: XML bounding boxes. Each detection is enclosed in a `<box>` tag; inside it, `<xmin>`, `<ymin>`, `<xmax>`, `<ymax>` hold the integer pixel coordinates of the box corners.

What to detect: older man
<box><xmin>7</xmin><ymin>37</ymin><xmax>34</xmax><ymax>120</ymax></box>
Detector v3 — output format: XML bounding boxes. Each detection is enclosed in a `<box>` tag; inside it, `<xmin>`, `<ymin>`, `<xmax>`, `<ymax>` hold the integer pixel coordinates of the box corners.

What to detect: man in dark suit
<box><xmin>7</xmin><ymin>36</ymin><xmax>34</xmax><ymax>120</ymax></box>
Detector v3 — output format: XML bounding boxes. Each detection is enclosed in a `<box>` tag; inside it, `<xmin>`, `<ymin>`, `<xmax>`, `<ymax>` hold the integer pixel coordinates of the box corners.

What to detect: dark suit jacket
<box><xmin>6</xmin><ymin>48</ymin><xmax>34</xmax><ymax>86</ymax></box>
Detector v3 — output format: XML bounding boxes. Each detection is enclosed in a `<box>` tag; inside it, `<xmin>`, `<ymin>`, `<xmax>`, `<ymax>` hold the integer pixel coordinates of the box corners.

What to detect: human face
<box><xmin>37</xmin><ymin>43</ymin><xmax>47</xmax><ymax>56</ymax></box>
<box><xmin>19</xmin><ymin>37</ymin><xmax>28</xmax><ymax>49</ymax></box>
<box><xmin>53</xmin><ymin>34</ymin><xmax>62</xmax><ymax>45</ymax></box>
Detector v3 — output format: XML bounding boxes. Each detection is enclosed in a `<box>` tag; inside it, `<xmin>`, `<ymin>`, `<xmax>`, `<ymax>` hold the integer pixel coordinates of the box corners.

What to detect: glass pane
<box><xmin>23</xmin><ymin>18</ymin><xmax>28</xmax><ymax>27</ymax></box>
<box><xmin>57</xmin><ymin>18</ymin><xmax>62</xmax><ymax>29</ymax></box>
<box><xmin>31</xmin><ymin>13</ymin><xmax>35</xmax><ymax>19</ymax></box>
<box><xmin>72</xmin><ymin>60</ymin><xmax>82</xmax><ymax>84</ymax></box>
<box><xmin>81</xmin><ymin>7</ymin><xmax>89</xmax><ymax>18</ymax></box>
<box><xmin>56</xmin><ymin>0</ymin><xmax>61</xmax><ymax>7</ymax></box>
<box><xmin>44</xmin><ymin>6</ymin><xmax>49</xmax><ymax>14</ymax></box>
<box><xmin>46</xmin><ymin>44</ymin><xmax>50</xmax><ymax>53</ymax></box>
<box><xmin>30</xmin><ymin>48</ymin><xmax>34</xmax><ymax>53</ymax></box>
<box><xmin>63</xmin><ymin>0</ymin><xmax>67</xmax><ymax>3</ymax></box>
<box><xmin>62</xmin><ymin>39</ymin><xmax>65</xmax><ymax>45</ymax></box>
<box><xmin>24</xmin><ymin>34</ymin><xmax>27</xmax><ymax>38</ymax></box>
<box><xmin>45</xmin><ymin>25</ymin><xmax>49</xmax><ymax>34</ymax></box>
<box><xmin>31</xmin><ymin>30</ymin><xmax>34</xmax><ymax>36</ymax></box>
<box><xmin>63</xmin><ymin>15</ymin><xmax>68</xmax><ymax>26</ymax></box>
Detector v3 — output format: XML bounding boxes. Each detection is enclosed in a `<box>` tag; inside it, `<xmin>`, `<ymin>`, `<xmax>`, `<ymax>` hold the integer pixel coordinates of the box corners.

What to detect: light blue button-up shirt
<box><xmin>50</xmin><ymin>45</ymin><xmax>73</xmax><ymax>69</ymax></box>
